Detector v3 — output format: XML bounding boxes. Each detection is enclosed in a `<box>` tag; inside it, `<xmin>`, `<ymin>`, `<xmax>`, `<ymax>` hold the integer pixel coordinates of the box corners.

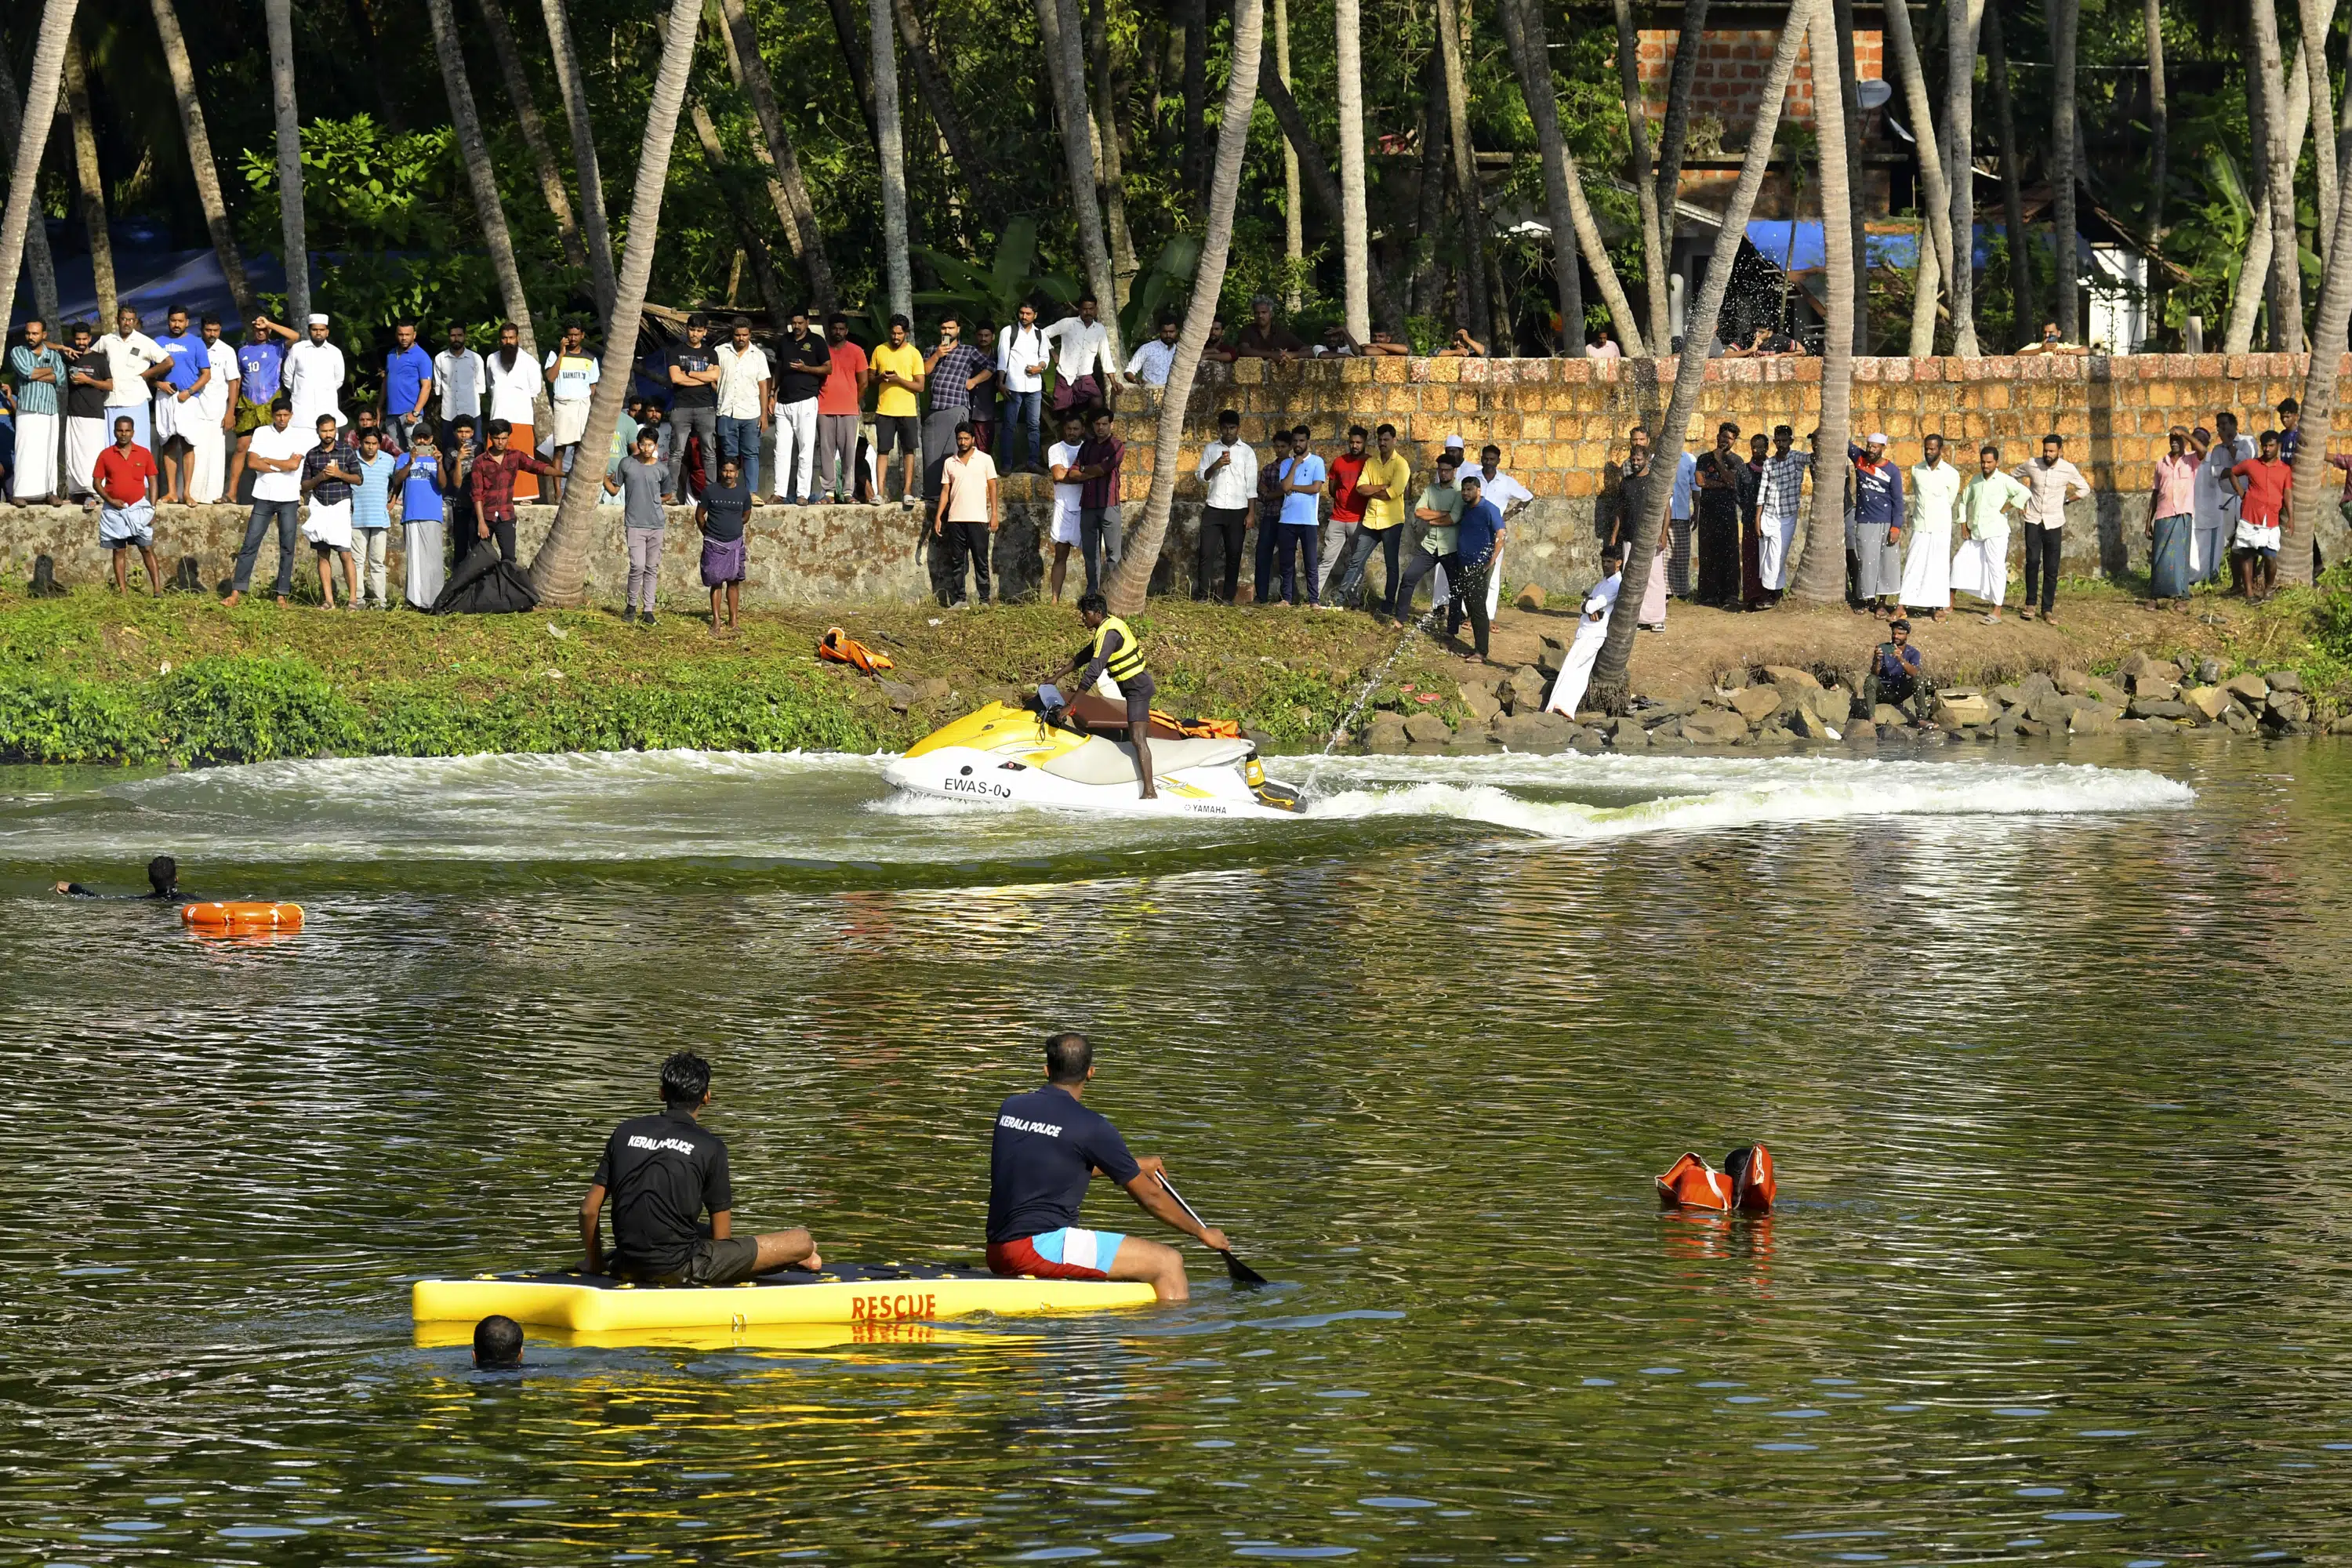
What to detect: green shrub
<box><xmin>0</xmin><ymin>675</ymin><xmax>162</xmax><ymax>763</ymax></box>
<box><xmin>158</xmin><ymin>656</ymin><xmax>365</xmax><ymax>764</ymax></box>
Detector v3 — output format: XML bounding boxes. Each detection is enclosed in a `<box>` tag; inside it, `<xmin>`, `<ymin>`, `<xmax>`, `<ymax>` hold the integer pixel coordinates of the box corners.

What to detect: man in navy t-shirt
<box><xmin>985</xmin><ymin>1032</ymin><xmax>1231</xmax><ymax>1302</ymax></box>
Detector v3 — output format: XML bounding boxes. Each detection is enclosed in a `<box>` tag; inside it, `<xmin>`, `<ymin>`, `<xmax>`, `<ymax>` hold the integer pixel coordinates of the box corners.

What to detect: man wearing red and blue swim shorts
<box><xmin>985</xmin><ymin>1031</ymin><xmax>1231</xmax><ymax>1303</ymax></box>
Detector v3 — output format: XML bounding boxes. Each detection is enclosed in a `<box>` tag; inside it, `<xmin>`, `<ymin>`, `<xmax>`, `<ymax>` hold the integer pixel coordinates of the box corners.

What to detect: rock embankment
<box><xmin>1357</xmin><ymin>647</ymin><xmax>2343</xmax><ymax>754</ymax></box>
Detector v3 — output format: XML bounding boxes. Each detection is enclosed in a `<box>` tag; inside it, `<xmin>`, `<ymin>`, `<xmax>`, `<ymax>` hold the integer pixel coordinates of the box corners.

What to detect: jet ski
<box><xmin>883</xmin><ymin>685</ymin><xmax>1307</xmax><ymax>817</ymax></box>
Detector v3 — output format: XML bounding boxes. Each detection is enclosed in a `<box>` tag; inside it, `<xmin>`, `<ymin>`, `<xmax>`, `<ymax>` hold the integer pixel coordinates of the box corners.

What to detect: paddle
<box><xmin>1160</xmin><ymin>1172</ymin><xmax>1268</xmax><ymax>1287</ymax></box>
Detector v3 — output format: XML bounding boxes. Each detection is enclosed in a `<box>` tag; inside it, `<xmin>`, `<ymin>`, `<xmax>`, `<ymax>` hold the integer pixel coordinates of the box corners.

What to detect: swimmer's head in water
<box><xmin>147</xmin><ymin>855</ymin><xmax>176</xmax><ymax>894</ymax></box>
<box><xmin>660</xmin><ymin>1050</ymin><xmax>711</xmax><ymax>1108</ymax></box>
<box><xmin>473</xmin><ymin>1314</ymin><xmax>522</xmax><ymax>1370</ymax></box>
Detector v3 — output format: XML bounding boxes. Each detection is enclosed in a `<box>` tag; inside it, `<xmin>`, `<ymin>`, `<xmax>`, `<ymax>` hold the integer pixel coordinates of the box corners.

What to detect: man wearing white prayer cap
<box><xmin>260</xmin><ymin>312</ymin><xmax>348</xmax><ymax>437</ymax></box>
<box><xmin>1848</xmin><ymin>430</ymin><xmax>1906</xmax><ymax>615</ymax></box>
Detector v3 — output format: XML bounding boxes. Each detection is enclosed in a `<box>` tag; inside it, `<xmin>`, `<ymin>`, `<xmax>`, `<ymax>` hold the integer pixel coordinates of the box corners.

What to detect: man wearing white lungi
<box><xmin>1900</xmin><ymin>433</ymin><xmax>1962</xmax><ymax>615</ymax></box>
<box><xmin>2190</xmin><ymin>414</ymin><xmax>2252</xmax><ymax>587</ymax></box>
<box><xmin>8</xmin><ymin>318</ymin><xmax>67</xmax><ymax>504</ymax></box>
<box><xmin>1951</xmin><ymin>442</ymin><xmax>2029</xmax><ymax>621</ymax></box>
<box><xmin>186</xmin><ymin>315</ymin><xmax>239</xmax><ymax>504</ymax></box>
<box><xmin>1546</xmin><ymin>545</ymin><xmax>1624</xmax><ymax>718</ymax></box>
<box><xmin>274</xmin><ymin>314</ymin><xmax>347</xmax><ymax>436</ymax></box>
<box><xmin>1752</xmin><ymin>425</ymin><xmax>1808</xmax><ymax>598</ymax></box>
<box><xmin>62</xmin><ymin>321</ymin><xmax>111</xmax><ymax>499</ymax></box>
<box><xmin>94</xmin><ymin>307</ymin><xmax>172</xmax><ymax>465</ymax></box>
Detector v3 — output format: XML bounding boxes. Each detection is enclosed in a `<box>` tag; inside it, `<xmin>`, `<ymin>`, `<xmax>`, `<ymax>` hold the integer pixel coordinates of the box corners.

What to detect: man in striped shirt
<box><xmin>1751</xmin><ymin>426</ymin><xmax>1809</xmax><ymax>602</ymax></box>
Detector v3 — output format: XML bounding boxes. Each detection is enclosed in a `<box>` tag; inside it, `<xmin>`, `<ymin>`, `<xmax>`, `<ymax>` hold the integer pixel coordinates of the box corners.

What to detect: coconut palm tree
<box><xmin>2299</xmin><ymin>0</ymin><xmax>2336</xmax><ymax>267</ymax></box>
<box><xmin>1497</xmin><ymin>0</ymin><xmax>1641</xmax><ymax>354</ymax></box>
<box><xmin>1035</xmin><ymin>0</ymin><xmax>1122</xmax><ymax>358</ymax></box>
<box><xmin>528</xmin><ymin>0</ymin><xmax>713</xmax><ymax>608</ymax></box>
<box><xmin>0</xmin><ymin>0</ymin><xmax>78</xmax><ymax>336</ymax></box>
<box><xmin>263</xmin><ymin>0</ymin><xmax>308</xmax><ymax>322</ymax></box>
<box><xmin>1585</xmin><ymin>1</ymin><xmax>1813</xmax><ymax>706</ymax></box>
<box><xmin>2285</xmin><ymin>162</ymin><xmax>2352</xmax><ymax>587</ymax></box>
<box><xmin>540</xmin><ymin>0</ymin><xmax>618</xmax><ymax>320</ymax></box>
<box><xmin>1432</xmin><ymin>0</ymin><xmax>1488</xmax><ymax>338</ymax></box>
<box><xmin>2223</xmin><ymin>38</ymin><xmax>2309</xmax><ymax>354</ymax></box>
<box><xmin>2048</xmin><ymin>0</ymin><xmax>2085</xmax><ymax>343</ymax></box>
<box><xmin>62</xmin><ymin>34</ymin><xmax>115</xmax><ymax>325</ymax></box>
<box><xmin>1610</xmin><ymin>0</ymin><xmax>1668</xmax><ymax>353</ymax></box>
<box><xmin>1791</xmin><ymin>0</ymin><xmax>1855</xmax><ymax>605</ymax></box>
<box><xmin>1831</xmin><ymin>0</ymin><xmax>1867</xmax><ymax>354</ymax></box>
<box><xmin>2141</xmin><ymin>0</ymin><xmax>2165</xmax><ymax>335</ymax></box>
<box><xmin>1275</xmin><ymin>0</ymin><xmax>1301</xmax><ymax>310</ymax></box>
<box><xmin>1880</xmin><ymin>0</ymin><xmax>1952</xmax><ymax>355</ymax></box>
<box><xmin>426</xmin><ymin>0</ymin><xmax>538</xmax><ymax>362</ymax></box>
<box><xmin>1103</xmin><ymin>0</ymin><xmax>1265</xmax><ymax>616</ymax></box>
<box><xmin>2246</xmin><ymin>0</ymin><xmax>2303</xmax><ymax>349</ymax></box>
<box><xmin>1946</xmin><ymin>0</ymin><xmax>1983</xmax><ymax>354</ymax></box>
<box><xmin>1984</xmin><ymin>0</ymin><xmax>2031</xmax><ymax>337</ymax></box>
<box><xmin>0</xmin><ymin>62</ymin><xmax>63</xmax><ymax>329</ymax></box>
<box><xmin>1087</xmin><ymin>0</ymin><xmax>1137</xmax><ymax>304</ymax></box>
<box><xmin>719</xmin><ymin>0</ymin><xmax>837</xmax><ymax>311</ymax></box>
<box><xmin>1651</xmin><ymin>0</ymin><xmax>1708</xmax><ymax>237</ymax></box>
<box><xmin>477</xmin><ymin>0</ymin><xmax>589</xmax><ymax>274</ymax></box>
<box><xmin>871</xmin><ymin>0</ymin><xmax>913</xmax><ymax>319</ymax></box>
<box><xmin>1334</xmin><ymin>0</ymin><xmax>1370</xmax><ymax>339</ymax></box>
<box><xmin>148</xmin><ymin>0</ymin><xmax>253</xmax><ymax>318</ymax></box>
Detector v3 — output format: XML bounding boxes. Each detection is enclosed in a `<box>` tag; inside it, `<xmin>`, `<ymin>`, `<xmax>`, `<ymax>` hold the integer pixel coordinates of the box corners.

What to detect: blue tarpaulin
<box><xmin>1744</xmin><ymin>222</ymin><xmax>2090</xmax><ymax>274</ymax></box>
<box><xmin>11</xmin><ymin>249</ymin><xmax>294</xmax><ymax>330</ymax></box>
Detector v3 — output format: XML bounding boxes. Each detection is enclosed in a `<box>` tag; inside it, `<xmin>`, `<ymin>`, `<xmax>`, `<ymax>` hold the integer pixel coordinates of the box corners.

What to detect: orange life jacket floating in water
<box><xmin>1655</xmin><ymin>1144</ymin><xmax>1775</xmax><ymax>1214</ymax></box>
<box><xmin>181</xmin><ymin>901</ymin><xmax>304</xmax><ymax>931</ymax></box>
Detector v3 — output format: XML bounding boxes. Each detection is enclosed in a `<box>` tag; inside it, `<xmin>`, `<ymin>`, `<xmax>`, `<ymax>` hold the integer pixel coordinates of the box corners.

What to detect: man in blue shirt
<box><xmin>1273</xmin><ymin>424</ymin><xmax>1326</xmax><ymax>606</ymax></box>
<box><xmin>1446</xmin><ymin>474</ymin><xmax>1505</xmax><ymax>661</ymax></box>
<box><xmin>152</xmin><ymin>303</ymin><xmax>211</xmax><ymax>504</ymax></box>
<box><xmin>227</xmin><ymin>313</ymin><xmax>287</xmax><ymax>503</ymax></box>
<box><xmin>985</xmin><ymin>1032</ymin><xmax>1231</xmax><ymax>1303</ymax></box>
<box><xmin>383</xmin><ymin>320</ymin><xmax>434</xmax><ymax>455</ymax></box>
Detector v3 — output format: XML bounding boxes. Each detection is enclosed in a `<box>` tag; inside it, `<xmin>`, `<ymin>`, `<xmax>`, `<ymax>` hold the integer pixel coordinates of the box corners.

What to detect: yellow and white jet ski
<box><xmin>884</xmin><ymin>688</ymin><xmax>1306</xmax><ymax>818</ymax></box>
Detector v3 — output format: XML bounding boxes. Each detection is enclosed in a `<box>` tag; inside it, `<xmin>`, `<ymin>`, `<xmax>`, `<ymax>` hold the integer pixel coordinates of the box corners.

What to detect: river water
<box><xmin>2</xmin><ymin>739</ymin><xmax>2347</xmax><ymax>1565</ymax></box>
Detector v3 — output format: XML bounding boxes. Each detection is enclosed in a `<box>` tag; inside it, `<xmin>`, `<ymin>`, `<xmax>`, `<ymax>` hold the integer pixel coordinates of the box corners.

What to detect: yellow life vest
<box><xmin>1092</xmin><ymin>615</ymin><xmax>1147</xmax><ymax>681</ymax></box>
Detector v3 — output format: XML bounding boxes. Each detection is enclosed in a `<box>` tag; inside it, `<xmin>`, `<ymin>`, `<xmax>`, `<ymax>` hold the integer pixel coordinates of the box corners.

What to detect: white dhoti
<box><xmin>1547</xmin><ymin>575</ymin><xmax>1621</xmax><ymax>717</ymax></box>
<box><xmin>2189</xmin><ymin>517</ymin><xmax>2230</xmax><ymax>584</ymax></box>
<box><xmin>1951</xmin><ymin>527</ymin><xmax>2009</xmax><ymax>607</ymax></box>
<box><xmin>1640</xmin><ymin>546</ymin><xmax>1668</xmax><ymax>626</ymax></box>
<box><xmin>66</xmin><ymin>416</ymin><xmax>107</xmax><ymax>495</ymax></box>
<box><xmin>153</xmin><ymin>390</ymin><xmax>189</xmax><ymax>443</ymax></box>
<box><xmin>302</xmin><ymin>497</ymin><xmax>354</xmax><ymax>550</ymax></box>
<box><xmin>187</xmin><ymin>424</ymin><xmax>227</xmax><ymax>504</ymax></box>
<box><xmin>1759</xmin><ymin>512</ymin><xmax>1797</xmax><ymax>590</ymax></box>
<box><xmin>1897</xmin><ymin>522</ymin><xmax>1951</xmax><ymax>608</ymax></box>
<box><xmin>405</xmin><ymin>519</ymin><xmax>446</xmax><ymax>608</ymax></box>
<box><xmin>290</xmin><ymin>399</ymin><xmax>341</xmax><ymax>441</ymax></box>
<box><xmin>12</xmin><ymin>412</ymin><xmax>60</xmax><ymax>499</ymax></box>
<box><xmin>550</xmin><ymin>397</ymin><xmax>591</xmax><ymax>447</ymax></box>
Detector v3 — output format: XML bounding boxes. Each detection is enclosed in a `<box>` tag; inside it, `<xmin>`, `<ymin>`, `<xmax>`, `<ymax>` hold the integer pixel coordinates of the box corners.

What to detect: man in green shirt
<box><xmin>1389</xmin><ymin>448</ymin><xmax>1464</xmax><ymax>626</ymax></box>
<box><xmin>1951</xmin><ymin>442</ymin><xmax>2031</xmax><ymax>622</ymax></box>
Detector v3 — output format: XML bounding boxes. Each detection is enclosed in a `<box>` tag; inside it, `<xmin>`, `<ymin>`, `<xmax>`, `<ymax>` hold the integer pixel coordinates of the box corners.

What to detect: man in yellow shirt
<box><xmin>869</xmin><ymin>314</ymin><xmax>925</xmax><ymax>508</ymax></box>
<box><xmin>1326</xmin><ymin>421</ymin><xmax>1412</xmax><ymax>618</ymax></box>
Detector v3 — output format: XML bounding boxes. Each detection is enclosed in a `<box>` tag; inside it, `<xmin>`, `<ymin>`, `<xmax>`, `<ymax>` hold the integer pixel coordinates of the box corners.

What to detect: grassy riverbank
<box><xmin>1</xmin><ymin>575</ymin><xmax>2343</xmax><ymax>766</ymax></box>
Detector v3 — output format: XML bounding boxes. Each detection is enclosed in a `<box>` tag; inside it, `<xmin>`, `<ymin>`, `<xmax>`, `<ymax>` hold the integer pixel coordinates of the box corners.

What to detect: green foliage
<box><xmin>157</xmin><ymin>656</ymin><xmax>366</xmax><ymax>765</ymax></box>
<box><xmin>0</xmin><ymin>677</ymin><xmax>162</xmax><ymax>764</ymax></box>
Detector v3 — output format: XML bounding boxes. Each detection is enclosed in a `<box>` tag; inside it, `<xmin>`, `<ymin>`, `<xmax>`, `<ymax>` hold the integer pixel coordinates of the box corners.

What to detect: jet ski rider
<box><xmin>1072</xmin><ymin>591</ymin><xmax>1157</xmax><ymax>800</ymax></box>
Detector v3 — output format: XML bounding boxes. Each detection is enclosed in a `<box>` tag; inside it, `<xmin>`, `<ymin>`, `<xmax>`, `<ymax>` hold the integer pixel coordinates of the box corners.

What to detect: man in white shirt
<box><xmin>434</xmin><ymin>325</ymin><xmax>485</xmax><ymax>444</ymax></box>
<box><xmin>484</xmin><ymin>321</ymin><xmax>543</xmax><ymax>501</ymax></box>
<box><xmin>1044</xmin><ymin>409</ymin><xmax>1089</xmax><ymax>603</ymax></box>
<box><xmin>1544</xmin><ymin>543</ymin><xmax>1624</xmax><ymax>717</ymax></box>
<box><xmin>1900</xmin><ymin>432</ymin><xmax>1962</xmax><ymax>616</ymax></box>
<box><xmin>1468</xmin><ymin>443</ymin><xmax>1532</xmax><ymax>621</ymax></box>
<box><xmin>2013</xmin><ymin>432</ymin><xmax>2092</xmax><ymax>623</ymax></box>
<box><xmin>226</xmin><ymin>400</ymin><xmax>310</xmax><ymax>605</ymax></box>
<box><xmin>543</xmin><ymin>323</ymin><xmax>601</xmax><ymax>506</ymax></box>
<box><xmin>1123</xmin><ymin>318</ymin><xmax>1181</xmax><ymax>388</ymax></box>
<box><xmin>2190</xmin><ymin>412</ymin><xmax>2253</xmax><ymax>587</ymax></box>
<box><xmin>1192</xmin><ymin>408</ymin><xmax>1255</xmax><ymax>603</ymax></box>
<box><xmin>714</xmin><ymin>316</ymin><xmax>774</xmax><ymax>500</ymax></box>
<box><xmin>1042</xmin><ymin>296</ymin><xmax>1112</xmax><ymax>416</ymax></box>
<box><xmin>270</xmin><ymin>313</ymin><xmax>347</xmax><ymax>437</ymax></box>
<box><xmin>996</xmin><ymin>301</ymin><xmax>1051</xmax><ymax>473</ymax></box>
<box><xmin>93</xmin><ymin>306</ymin><xmax>172</xmax><ymax>464</ymax></box>
<box><xmin>187</xmin><ymin>314</ymin><xmax>240</xmax><ymax>504</ymax></box>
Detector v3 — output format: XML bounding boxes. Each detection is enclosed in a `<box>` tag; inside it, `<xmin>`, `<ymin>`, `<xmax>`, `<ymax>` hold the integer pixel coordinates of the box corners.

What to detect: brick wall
<box><xmin>1631</xmin><ymin>28</ymin><xmax>1881</xmax><ymax>140</ymax></box>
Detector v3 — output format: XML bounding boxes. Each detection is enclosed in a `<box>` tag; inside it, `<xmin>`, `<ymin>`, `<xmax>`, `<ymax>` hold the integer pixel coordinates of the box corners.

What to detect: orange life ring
<box><xmin>181</xmin><ymin>901</ymin><xmax>304</xmax><ymax>931</ymax></box>
<box><xmin>1656</xmin><ymin>1144</ymin><xmax>1775</xmax><ymax>1214</ymax></box>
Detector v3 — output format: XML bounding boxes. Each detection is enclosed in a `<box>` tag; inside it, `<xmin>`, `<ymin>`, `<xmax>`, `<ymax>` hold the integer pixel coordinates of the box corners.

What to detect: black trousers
<box><xmin>1253</xmin><ymin>504</ymin><xmax>1283</xmax><ymax>603</ymax></box>
<box><xmin>1443</xmin><ymin>553</ymin><xmax>1491</xmax><ymax>657</ymax></box>
<box><xmin>1196</xmin><ymin>506</ymin><xmax>1248</xmax><ymax>601</ymax></box>
<box><xmin>942</xmin><ymin>520</ymin><xmax>992</xmax><ymax>604</ymax></box>
<box><xmin>2022</xmin><ymin>522</ymin><xmax>2062</xmax><ymax>613</ymax></box>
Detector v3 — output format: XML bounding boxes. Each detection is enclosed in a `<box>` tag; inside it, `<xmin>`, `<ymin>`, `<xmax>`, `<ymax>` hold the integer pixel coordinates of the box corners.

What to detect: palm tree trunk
<box><xmin>2299</xmin><ymin>0</ymin><xmax>2338</xmax><ymax>268</ymax></box>
<box><xmin>1088</xmin><ymin>0</ymin><xmax>1137</xmax><ymax>306</ymax></box>
<box><xmin>1276</xmin><ymin>0</ymin><xmax>1301</xmax><ymax>311</ymax></box>
<box><xmin>477</xmin><ymin>0</ymin><xmax>588</xmax><ymax>274</ymax></box>
<box><xmin>1946</xmin><ymin>0</ymin><xmax>1983</xmax><ymax>354</ymax></box>
<box><xmin>1432</xmin><ymin>0</ymin><xmax>1487</xmax><ymax>336</ymax></box>
<box><xmin>1907</xmin><ymin>217</ymin><xmax>1938</xmax><ymax>357</ymax></box>
<box><xmin>426</xmin><ymin>0</ymin><xmax>538</xmax><ymax>361</ymax></box>
<box><xmin>1791</xmin><ymin>0</ymin><xmax>1853</xmax><ymax>604</ymax></box>
<box><xmin>539</xmin><ymin>0</ymin><xmax>618</xmax><ymax>320</ymax></box>
<box><xmin>1178</xmin><ymin>0</ymin><xmax>1207</xmax><ymax>196</ymax></box>
<box><xmin>2224</xmin><ymin>38</ymin><xmax>2310</xmax><ymax>354</ymax></box>
<box><xmin>1498</xmin><ymin>0</ymin><xmax>1629</xmax><ymax>354</ymax></box>
<box><xmin>718</xmin><ymin>0</ymin><xmax>835</xmax><ymax>312</ymax></box>
<box><xmin>1650</xmin><ymin>0</ymin><xmax>1707</xmax><ymax>228</ymax></box>
<box><xmin>148</xmin><ymin>0</ymin><xmax>254</xmax><ymax>318</ymax></box>
<box><xmin>1984</xmin><ymin>0</ymin><xmax>2029</xmax><ymax>341</ymax></box>
<box><xmin>2248</xmin><ymin>0</ymin><xmax>2303</xmax><ymax>350</ymax></box>
<box><xmin>2049</xmin><ymin>0</ymin><xmax>2088</xmax><ymax>343</ymax></box>
<box><xmin>824</xmin><ymin>0</ymin><xmax>881</xmax><ymax>146</ymax></box>
<box><xmin>1612</xmin><ymin>0</ymin><xmax>1669</xmax><ymax>353</ymax></box>
<box><xmin>1588</xmin><ymin>2</ymin><xmax>1813</xmax><ymax>705</ymax></box>
<box><xmin>1334</xmin><ymin>0</ymin><xmax>1371</xmax><ymax>339</ymax></box>
<box><xmin>870</xmin><ymin>0</ymin><xmax>913</xmax><ymax>320</ymax></box>
<box><xmin>63</xmin><ymin>35</ymin><xmax>115</xmax><ymax>325</ymax></box>
<box><xmin>891</xmin><ymin>0</ymin><xmax>990</xmax><ymax>201</ymax></box>
<box><xmin>1831</xmin><ymin>0</ymin><xmax>1867</xmax><ymax>354</ymax></box>
<box><xmin>0</xmin><ymin>0</ymin><xmax>76</xmax><ymax>339</ymax></box>
<box><xmin>2142</xmin><ymin>0</ymin><xmax>2165</xmax><ymax>338</ymax></box>
<box><xmin>1258</xmin><ymin>61</ymin><xmax>1407</xmax><ymax>331</ymax></box>
<box><xmin>2286</xmin><ymin>147</ymin><xmax>2352</xmax><ymax>586</ymax></box>
<box><xmin>1881</xmin><ymin>0</ymin><xmax>1952</xmax><ymax>297</ymax></box>
<box><xmin>1410</xmin><ymin>60</ymin><xmax>1446</xmax><ymax>314</ymax></box>
<box><xmin>1105</xmin><ymin>0</ymin><xmax>1264</xmax><ymax>616</ymax></box>
<box><xmin>528</xmin><ymin>0</ymin><xmax>707</xmax><ymax>608</ymax></box>
<box><xmin>690</xmin><ymin>102</ymin><xmax>792</xmax><ymax>328</ymax></box>
<box><xmin>263</xmin><ymin>0</ymin><xmax>309</xmax><ymax>321</ymax></box>
<box><xmin>1035</xmin><ymin>0</ymin><xmax>1122</xmax><ymax>356</ymax></box>
<box><xmin>0</xmin><ymin>47</ymin><xmax>64</xmax><ymax>329</ymax></box>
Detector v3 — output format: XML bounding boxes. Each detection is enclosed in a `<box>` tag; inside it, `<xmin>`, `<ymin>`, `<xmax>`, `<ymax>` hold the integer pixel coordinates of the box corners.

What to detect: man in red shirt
<box><xmin>93</xmin><ymin>414</ymin><xmax>163</xmax><ymax>596</ymax></box>
<box><xmin>467</xmin><ymin>418</ymin><xmax>559</xmax><ymax>562</ymax></box>
<box><xmin>816</xmin><ymin>313</ymin><xmax>869</xmax><ymax>503</ymax></box>
<box><xmin>1324</xmin><ymin>425</ymin><xmax>1370</xmax><ymax>608</ymax></box>
<box><xmin>2228</xmin><ymin>427</ymin><xmax>2292</xmax><ymax>603</ymax></box>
